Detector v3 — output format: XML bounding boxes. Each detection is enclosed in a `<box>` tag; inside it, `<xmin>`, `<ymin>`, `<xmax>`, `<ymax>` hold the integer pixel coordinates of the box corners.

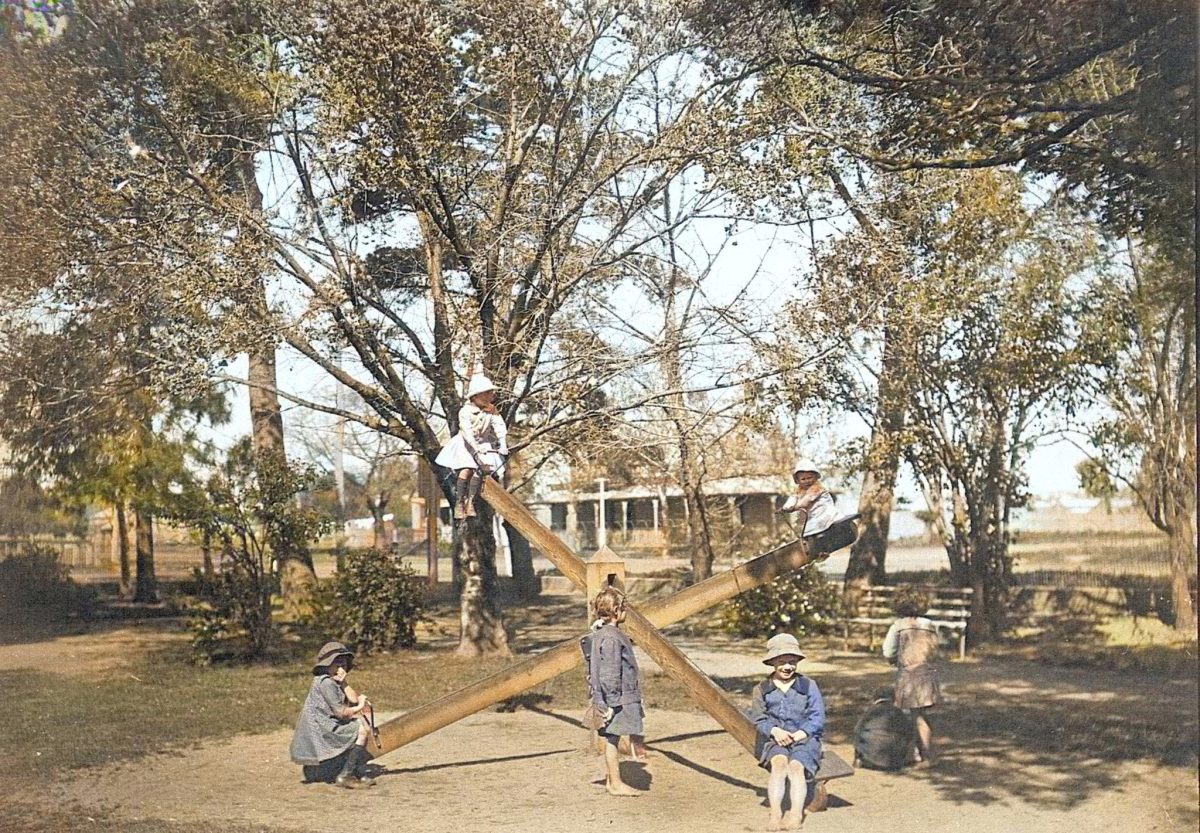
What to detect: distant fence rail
<box><xmin>0</xmin><ymin>535</ymin><xmax>97</xmax><ymax>567</ymax></box>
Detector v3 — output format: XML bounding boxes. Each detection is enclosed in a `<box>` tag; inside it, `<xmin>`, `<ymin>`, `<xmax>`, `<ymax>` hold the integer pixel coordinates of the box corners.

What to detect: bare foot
<box><xmin>767</xmin><ymin>813</ymin><xmax>783</xmax><ymax>831</ymax></box>
<box><xmin>606</xmin><ymin>783</ymin><xmax>640</xmax><ymax>797</ymax></box>
<box><xmin>782</xmin><ymin>810</ymin><xmax>803</xmax><ymax>829</ymax></box>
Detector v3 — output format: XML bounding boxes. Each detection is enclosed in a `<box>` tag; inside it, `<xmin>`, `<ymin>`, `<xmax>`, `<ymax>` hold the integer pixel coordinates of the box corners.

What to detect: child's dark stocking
<box><xmin>454</xmin><ymin>470</ymin><xmax>472</xmax><ymax>519</ymax></box>
<box><xmin>463</xmin><ymin>470</ymin><xmax>483</xmax><ymax>518</ymax></box>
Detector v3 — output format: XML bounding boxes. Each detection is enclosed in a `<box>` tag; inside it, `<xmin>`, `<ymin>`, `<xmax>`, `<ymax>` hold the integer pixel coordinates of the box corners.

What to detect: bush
<box><xmin>719</xmin><ymin>565</ymin><xmax>842</xmax><ymax>638</ymax></box>
<box><xmin>185</xmin><ymin>564</ymin><xmax>278</xmax><ymax>663</ymax></box>
<box><xmin>0</xmin><ymin>546</ymin><xmax>95</xmax><ymax>619</ymax></box>
<box><xmin>313</xmin><ymin>549</ymin><xmax>429</xmax><ymax>654</ymax></box>
<box><xmin>175</xmin><ymin>443</ymin><xmax>330</xmax><ymax>663</ymax></box>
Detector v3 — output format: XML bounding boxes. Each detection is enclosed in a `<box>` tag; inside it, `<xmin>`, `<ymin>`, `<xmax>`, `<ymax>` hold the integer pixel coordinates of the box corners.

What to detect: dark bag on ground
<box><xmin>853</xmin><ymin>699</ymin><xmax>913</xmax><ymax>771</ymax></box>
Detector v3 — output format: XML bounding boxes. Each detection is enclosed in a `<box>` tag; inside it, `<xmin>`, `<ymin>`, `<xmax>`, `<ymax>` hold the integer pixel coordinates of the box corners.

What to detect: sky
<box><xmin>201</xmin><ymin>186</ymin><xmax>1094</xmax><ymax>503</ymax></box>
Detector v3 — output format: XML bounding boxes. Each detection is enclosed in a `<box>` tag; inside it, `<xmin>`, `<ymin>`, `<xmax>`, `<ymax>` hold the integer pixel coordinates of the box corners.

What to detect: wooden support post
<box><xmin>586</xmin><ymin>546</ymin><xmax>625</xmax><ymax>626</ymax></box>
<box><xmin>422</xmin><ymin>462</ymin><xmax>439</xmax><ymax>587</ymax></box>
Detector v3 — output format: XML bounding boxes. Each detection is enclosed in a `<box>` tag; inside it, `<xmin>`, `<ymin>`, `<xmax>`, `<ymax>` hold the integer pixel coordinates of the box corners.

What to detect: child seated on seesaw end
<box><xmin>749</xmin><ymin>633</ymin><xmax>825</xmax><ymax>831</ymax></box>
<box><xmin>289</xmin><ymin>641</ymin><xmax>377</xmax><ymax>789</ymax></box>
<box><xmin>778</xmin><ymin>458</ymin><xmax>838</xmax><ymax>536</ymax></box>
<box><xmin>587</xmin><ymin>587</ymin><xmax>646</xmax><ymax>797</ymax></box>
<box><xmin>435</xmin><ymin>372</ymin><xmax>508</xmax><ymax>520</ymax></box>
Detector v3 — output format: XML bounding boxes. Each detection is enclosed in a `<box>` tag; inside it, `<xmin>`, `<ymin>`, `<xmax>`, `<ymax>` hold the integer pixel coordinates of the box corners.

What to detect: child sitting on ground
<box><xmin>289</xmin><ymin>641</ymin><xmax>376</xmax><ymax>789</ymax></box>
<box><xmin>435</xmin><ymin>373</ymin><xmax>509</xmax><ymax>520</ymax></box>
<box><xmin>749</xmin><ymin>633</ymin><xmax>825</xmax><ymax>831</ymax></box>
<box><xmin>587</xmin><ymin>587</ymin><xmax>646</xmax><ymax>797</ymax></box>
<box><xmin>779</xmin><ymin>458</ymin><xmax>838</xmax><ymax>537</ymax></box>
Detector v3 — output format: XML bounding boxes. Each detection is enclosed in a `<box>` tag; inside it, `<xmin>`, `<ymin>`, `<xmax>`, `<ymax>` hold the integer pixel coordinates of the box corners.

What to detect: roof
<box><xmin>532</xmin><ymin>475</ymin><xmax>788</xmax><ymax>505</ymax></box>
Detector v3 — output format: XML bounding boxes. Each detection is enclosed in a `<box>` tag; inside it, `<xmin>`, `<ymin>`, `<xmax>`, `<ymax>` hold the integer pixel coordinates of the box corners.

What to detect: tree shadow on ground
<box><xmin>716</xmin><ymin>659</ymin><xmax>1198</xmax><ymax>812</ymax></box>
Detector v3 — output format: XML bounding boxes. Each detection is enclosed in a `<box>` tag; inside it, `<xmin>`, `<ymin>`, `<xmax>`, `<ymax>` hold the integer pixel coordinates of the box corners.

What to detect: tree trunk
<box><xmin>248</xmin><ymin>284</ymin><xmax>317</xmax><ymax>618</ymax></box>
<box><xmin>501</xmin><ymin>450</ymin><xmax>539</xmax><ymax>601</ymax></box>
<box><xmin>241</xmin><ymin>154</ymin><xmax>318</xmax><ymax>619</ymax></box>
<box><xmin>133</xmin><ymin>509</ymin><xmax>157</xmax><ymax>603</ymax></box>
<box><xmin>370</xmin><ymin>492</ymin><xmax>389</xmax><ymax>550</ymax></box>
<box><xmin>454</xmin><ymin>504</ymin><xmax>511</xmax><ymax>657</ymax></box>
<box><xmin>115</xmin><ymin>501</ymin><xmax>132</xmax><ymax>598</ymax></box>
<box><xmin>683</xmin><ymin>472</ymin><xmax>716</xmax><ymax>581</ymax></box>
<box><xmin>1166</xmin><ymin>500</ymin><xmax>1197</xmax><ymax>631</ymax></box>
<box><xmin>844</xmin><ymin>326</ymin><xmax>909</xmax><ymax>608</ymax></box>
<box><xmin>201</xmin><ymin>527</ymin><xmax>213</xmax><ymax>577</ymax></box>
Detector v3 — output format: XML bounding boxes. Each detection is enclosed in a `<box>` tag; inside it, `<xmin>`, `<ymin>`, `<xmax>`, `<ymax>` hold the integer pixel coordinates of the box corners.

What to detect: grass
<box><xmin>3</xmin><ymin>580</ymin><xmax>1194</xmax><ymax>832</ymax></box>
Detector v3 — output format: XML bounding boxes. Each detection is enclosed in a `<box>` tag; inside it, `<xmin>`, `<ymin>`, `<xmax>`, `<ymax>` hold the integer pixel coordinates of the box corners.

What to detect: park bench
<box><xmin>842</xmin><ymin>584</ymin><xmax>973</xmax><ymax>660</ymax></box>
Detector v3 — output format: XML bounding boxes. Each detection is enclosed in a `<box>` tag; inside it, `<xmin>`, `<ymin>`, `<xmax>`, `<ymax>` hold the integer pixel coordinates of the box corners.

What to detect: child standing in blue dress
<box><xmin>586</xmin><ymin>587</ymin><xmax>645</xmax><ymax>796</ymax></box>
<box><xmin>749</xmin><ymin>633</ymin><xmax>825</xmax><ymax>830</ymax></box>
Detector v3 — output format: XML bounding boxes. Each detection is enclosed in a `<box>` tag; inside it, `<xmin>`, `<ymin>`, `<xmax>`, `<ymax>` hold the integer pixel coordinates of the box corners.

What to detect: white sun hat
<box><xmin>792</xmin><ymin>458</ymin><xmax>820</xmax><ymax>477</ymax></box>
<box><xmin>762</xmin><ymin>633</ymin><xmax>805</xmax><ymax>664</ymax></box>
<box><xmin>466</xmin><ymin>374</ymin><xmax>497</xmax><ymax>398</ymax></box>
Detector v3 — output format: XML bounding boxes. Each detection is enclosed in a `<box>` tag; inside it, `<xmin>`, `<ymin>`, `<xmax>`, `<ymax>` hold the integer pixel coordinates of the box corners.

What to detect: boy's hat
<box><xmin>312</xmin><ymin>641</ymin><xmax>354</xmax><ymax>675</ymax></box>
<box><xmin>467</xmin><ymin>374</ymin><xmax>497</xmax><ymax>398</ymax></box>
<box><xmin>763</xmin><ymin>633</ymin><xmax>805</xmax><ymax>664</ymax></box>
<box><xmin>792</xmin><ymin>458</ymin><xmax>820</xmax><ymax>477</ymax></box>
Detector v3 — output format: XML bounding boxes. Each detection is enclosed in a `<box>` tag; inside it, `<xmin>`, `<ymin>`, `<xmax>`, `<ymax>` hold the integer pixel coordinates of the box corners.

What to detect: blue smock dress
<box><xmin>748</xmin><ymin>675</ymin><xmax>825</xmax><ymax>775</ymax></box>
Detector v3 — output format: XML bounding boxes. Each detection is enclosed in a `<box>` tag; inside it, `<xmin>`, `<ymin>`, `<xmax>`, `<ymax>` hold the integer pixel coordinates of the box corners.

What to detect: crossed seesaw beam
<box><xmin>366</xmin><ymin>480</ymin><xmax>857</xmax><ymax>779</ymax></box>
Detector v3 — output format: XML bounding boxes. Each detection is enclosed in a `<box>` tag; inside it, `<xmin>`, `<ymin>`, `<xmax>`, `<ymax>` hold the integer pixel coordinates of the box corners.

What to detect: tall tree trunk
<box><xmin>115</xmin><ymin>501</ymin><xmax>132</xmax><ymax>598</ymax></box>
<box><xmin>1166</xmin><ymin>498</ymin><xmax>1197</xmax><ymax>631</ymax></box>
<box><xmin>241</xmin><ymin>155</ymin><xmax>317</xmax><ymax>619</ymax></box>
<box><xmin>370</xmin><ymin>492</ymin><xmax>389</xmax><ymax>550</ymax></box>
<box><xmin>133</xmin><ymin>509</ymin><xmax>157</xmax><ymax>603</ymax></box>
<box><xmin>844</xmin><ymin>326</ymin><xmax>909</xmax><ymax>607</ymax></box>
<box><xmin>661</xmin><ymin>299</ymin><xmax>715</xmax><ymax>582</ymax></box>
<box><xmin>502</xmin><ymin>449</ymin><xmax>539</xmax><ymax>601</ymax></box>
<box><xmin>454</xmin><ymin>502</ymin><xmax>511</xmax><ymax>657</ymax></box>
<box><xmin>200</xmin><ymin>527</ymin><xmax>213</xmax><ymax>577</ymax></box>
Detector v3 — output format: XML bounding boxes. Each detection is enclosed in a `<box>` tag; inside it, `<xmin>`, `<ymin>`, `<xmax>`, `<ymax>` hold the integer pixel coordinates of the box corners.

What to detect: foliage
<box><xmin>311</xmin><ymin>549</ymin><xmax>429</xmax><ymax>654</ymax></box>
<box><xmin>0</xmin><ymin>545</ymin><xmax>95</xmax><ymax>619</ymax></box>
<box><xmin>719</xmin><ymin>564</ymin><xmax>842</xmax><ymax>638</ymax></box>
<box><xmin>0</xmin><ymin>474</ymin><xmax>87</xmax><ymax>538</ymax></box>
<box><xmin>178</xmin><ymin>441</ymin><xmax>331</xmax><ymax>662</ymax></box>
<box><xmin>704</xmin><ymin>0</ymin><xmax>1195</xmax><ymax>253</ymax></box>
<box><xmin>1080</xmin><ymin>239</ymin><xmax>1196</xmax><ymax>629</ymax></box>
<box><xmin>1075</xmin><ymin>458</ymin><xmax>1118</xmax><ymax>511</ymax></box>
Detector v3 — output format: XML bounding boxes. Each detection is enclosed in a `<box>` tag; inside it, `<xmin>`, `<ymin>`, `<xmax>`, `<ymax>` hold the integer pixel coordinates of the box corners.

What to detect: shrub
<box><xmin>186</xmin><ymin>563</ymin><xmax>279</xmax><ymax>663</ymax></box>
<box><xmin>314</xmin><ymin>548</ymin><xmax>429</xmax><ymax>654</ymax></box>
<box><xmin>0</xmin><ymin>545</ymin><xmax>95</xmax><ymax>619</ymax></box>
<box><xmin>719</xmin><ymin>565</ymin><xmax>842</xmax><ymax>638</ymax></box>
<box><xmin>174</xmin><ymin>441</ymin><xmax>330</xmax><ymax>663</ymax></box>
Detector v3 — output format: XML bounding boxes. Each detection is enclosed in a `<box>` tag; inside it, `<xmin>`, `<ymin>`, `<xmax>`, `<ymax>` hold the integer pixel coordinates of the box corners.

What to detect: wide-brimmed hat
<box><xmin>762</xmin><ymin>633</ymin><xmax>805</xmax><ymax>665</ymax></box>
<box><xmin>467</xmin><ymin>374</ymin><xmax>497</xmax><ymax>399</ymax></box>
<box><xmin>792</xmin><ymin>458</ymin><xmax>820</xmax><ymax>477</ymax></box>
<box><xmin>312</xmin><ymin>641</ymin><xmax>354</xmax><ymax>675</ymax></box>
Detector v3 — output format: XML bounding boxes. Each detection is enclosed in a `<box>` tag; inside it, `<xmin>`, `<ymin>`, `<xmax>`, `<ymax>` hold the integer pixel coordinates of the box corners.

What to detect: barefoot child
<box><xmin>289</xmin><ymin>641</ymin><xmax>377</xmax><ymax>789</ymax></box>
<box><xmin>779</xmin><ymin>458</ymin><xmax>838</xmax><ymax>537</ymax></box>
<box><xmin>435</xmin><ymin>373</ymin><xmax>508</xmax><ymax>519</ymax></box>
<box><xmin>882</xmin><ymin>587</ymin><xmax>943</xmax><ymax>766</ymax></box>
<box><xmin>749</xmin><ymin>633</ymin><xmax>825</xmax><ymax>830</ymax></box>
<box><xmin>587</xmin><ymin>587</ymin><xmax>645</xmax><ymax>796</ymax></box>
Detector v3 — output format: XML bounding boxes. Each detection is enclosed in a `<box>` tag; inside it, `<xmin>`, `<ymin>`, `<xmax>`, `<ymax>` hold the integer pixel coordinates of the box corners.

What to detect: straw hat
<box><xmin>762</xmin><ymin>633</ymin><xmax>805</xmax><ymax>665</ymax></box>
<box><xmin>312</xmin><ymin>641</ymin><xmax>354</xmax><ymax>675</ymax></box>
<box><xmin>467</xmin><ymin>374</ymin><xmax>497</xmax><ymax>399</ymax></box>
<box><xmin>792</xmin><ymin>458</ymin><xmax>820</xmax><ymax>477</ymax></box>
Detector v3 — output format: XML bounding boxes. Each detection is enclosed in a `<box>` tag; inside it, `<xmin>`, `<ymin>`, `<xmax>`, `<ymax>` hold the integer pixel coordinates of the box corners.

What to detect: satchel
<box><xmin>580</xmin><ymin>702</ymin><xmax>605</xmax><ymax>731</ymax></box>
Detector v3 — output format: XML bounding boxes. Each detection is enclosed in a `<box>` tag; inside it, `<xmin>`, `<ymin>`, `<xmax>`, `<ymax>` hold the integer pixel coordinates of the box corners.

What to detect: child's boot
<box><xmin>335</xmin><ymin>746</ymin><xmax>373</xmax><ymax>789</ymax></box>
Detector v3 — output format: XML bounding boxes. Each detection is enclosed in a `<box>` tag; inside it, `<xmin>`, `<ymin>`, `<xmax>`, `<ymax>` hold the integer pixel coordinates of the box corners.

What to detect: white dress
<box><xmin>781</xmin><ymin>488</ymin><xmax>838</xmax><ymax>536</ymax></box>
<box><xmin>435</xmin><ymin>403</ymin><xmax>508</xmax><ymax>473</ymax></box>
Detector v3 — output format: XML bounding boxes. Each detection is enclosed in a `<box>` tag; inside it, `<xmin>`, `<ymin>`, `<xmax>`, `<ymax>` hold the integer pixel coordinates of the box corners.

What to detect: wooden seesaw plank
<box><xmin>368</xmin><ymin>480</ymin><xmax>857</xmax><ymax>782</ymax></box>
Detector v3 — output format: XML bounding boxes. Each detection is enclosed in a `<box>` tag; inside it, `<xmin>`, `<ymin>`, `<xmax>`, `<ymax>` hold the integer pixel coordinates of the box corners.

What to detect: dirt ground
<box><xmin>21</xmin><ymin>626</ymin><xmax>1195</xmax><ymax>833</ymax></box>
